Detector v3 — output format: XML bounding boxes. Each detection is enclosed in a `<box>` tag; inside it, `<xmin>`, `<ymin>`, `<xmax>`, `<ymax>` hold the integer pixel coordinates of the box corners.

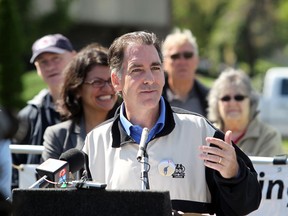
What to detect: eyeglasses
<box><xmin>220</xmin><ymin>94</ymin><xmax>247</xmax><ymax>102</ymax></box>
<box><xmin>84</xmin><ymin>78</ymin><xmax>112</xmax><ymax>88</ymax></box>
<box><xmin>170</xmin><ymin>52</ymin><xmax>194</xmax><ymax>60</ymax></box>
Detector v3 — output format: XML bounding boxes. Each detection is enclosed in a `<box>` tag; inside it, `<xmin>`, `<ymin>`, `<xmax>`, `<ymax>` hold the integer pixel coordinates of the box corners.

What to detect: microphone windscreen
<box><xmin>59</xmin><ymin>148</ymin><xmax>85</xmax><ymax>173</ymax></box>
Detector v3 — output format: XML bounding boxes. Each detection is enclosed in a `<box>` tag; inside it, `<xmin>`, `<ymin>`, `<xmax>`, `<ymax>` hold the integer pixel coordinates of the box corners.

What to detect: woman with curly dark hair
<box><xmin>41</xmin><ymin>43</ymin><xmax>120</xmax><ymax>162</ymax></box>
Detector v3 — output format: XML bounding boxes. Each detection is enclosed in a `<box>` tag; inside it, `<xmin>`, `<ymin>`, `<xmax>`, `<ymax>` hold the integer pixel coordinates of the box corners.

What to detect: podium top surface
<box><xmin>12</xmin><ymin>188</ymin><xmax>172</xmax><ymax>216</ymax></box>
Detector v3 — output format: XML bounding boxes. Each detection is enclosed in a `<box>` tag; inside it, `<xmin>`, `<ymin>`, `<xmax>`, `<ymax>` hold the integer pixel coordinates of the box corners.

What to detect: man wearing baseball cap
<box><xmin>13</xmin><ymin>34</ymin><xmax>76</xmax><ymax>167</ymax></box>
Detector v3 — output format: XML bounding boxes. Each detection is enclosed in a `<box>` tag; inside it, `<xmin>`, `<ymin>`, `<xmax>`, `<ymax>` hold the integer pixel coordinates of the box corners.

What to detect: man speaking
<box><xmin>83</xmin><ymin>31</ymin><xmax>261</xmax><ymax>215</ymax></box>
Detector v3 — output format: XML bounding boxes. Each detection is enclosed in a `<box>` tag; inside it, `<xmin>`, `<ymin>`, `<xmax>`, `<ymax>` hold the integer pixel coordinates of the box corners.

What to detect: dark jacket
<box><xmin>13</xmin><ymin>89</ymin><xmax>61</xmax><ymax>165</ymax></box>
<box><xmin>162</xmin><ymin>74</ymin><xmax>209</xmax><ymax>117</ymax></box>
<box><xmin>41</xmin><ymin>119</ymin><xmax>86</xmax><ymax>162</ymax></box>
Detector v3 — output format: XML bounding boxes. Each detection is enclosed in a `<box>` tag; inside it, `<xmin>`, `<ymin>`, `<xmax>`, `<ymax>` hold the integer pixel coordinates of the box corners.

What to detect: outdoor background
<box><xmin>0</xmin><ymin>0</ymin><xmax>287</xmax><ymax>150</ymax></box>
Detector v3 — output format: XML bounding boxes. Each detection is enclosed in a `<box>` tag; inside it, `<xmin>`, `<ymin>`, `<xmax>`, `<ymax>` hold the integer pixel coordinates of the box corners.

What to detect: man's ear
<box><xmin>111</xmin><ymin>72</ymin><xmax>122</xmax><ymax>92</ymax></box>
<box><xmin>34</xmin><ymin>63</ymin><xmax>43</xmax><ymax>78</ymax></box>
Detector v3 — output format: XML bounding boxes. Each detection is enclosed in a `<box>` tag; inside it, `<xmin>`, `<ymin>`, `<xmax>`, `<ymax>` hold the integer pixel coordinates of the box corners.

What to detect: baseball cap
<box><xmin>30</xmin><ymin>34</ymin><xmax>74</xmax><ymax>63</ymax></box>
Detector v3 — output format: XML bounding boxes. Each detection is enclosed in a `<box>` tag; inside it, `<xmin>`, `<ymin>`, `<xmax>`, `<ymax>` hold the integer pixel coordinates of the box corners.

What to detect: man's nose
<box><xmin>143</xmin><ymin>70</ymin><xmax>155</xmax><ymax>85</ymax></box>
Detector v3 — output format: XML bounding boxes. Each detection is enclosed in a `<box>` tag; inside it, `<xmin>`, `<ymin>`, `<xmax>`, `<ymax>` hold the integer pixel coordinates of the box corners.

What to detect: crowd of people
<box><xmin>1</xmin><ymin>28</ymin><xmax>285</xmax><ymax>215</ymax></box>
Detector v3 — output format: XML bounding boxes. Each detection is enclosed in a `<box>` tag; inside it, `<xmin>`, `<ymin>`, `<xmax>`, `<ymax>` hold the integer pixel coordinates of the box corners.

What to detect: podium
<box><xmin>12</xmin><ymin>188</ymin><xmax>172</xmax><ymax>216</ymax></box>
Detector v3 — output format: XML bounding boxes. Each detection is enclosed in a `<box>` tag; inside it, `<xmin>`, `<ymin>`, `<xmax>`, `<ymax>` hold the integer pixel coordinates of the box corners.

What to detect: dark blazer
<box><xmin>41</xmin><ymin>99</ymin><xmax>121</xmax><ymax>162</ymax></box>
<box><xmin>162</xmin><ymin>73</ymin><xmax>210</xmax><ymax>117</ymax></box>
<box><xmin>41</xmin><ymin>118</ymin><xmax>86</xmax><ymax>162</ymax></box>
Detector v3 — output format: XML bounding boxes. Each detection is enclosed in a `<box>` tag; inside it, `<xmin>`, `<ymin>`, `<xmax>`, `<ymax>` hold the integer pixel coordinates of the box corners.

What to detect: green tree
<box><xmin>172</xmin><ymin>0</ymin><xmax>288</xmax><ymax>76</ymax></box>
<box><xmin>274</xmin><ymin>0</ymin><xmax>288</xmax><ymax>59</ymax></box>
<box><xmin>18</xmin><ymin>0</ymin><xmax>74</xmax><ymax>62</ymax></box>
<box><xmin>172</xmin><ymin>0</ymin><xmax>227</xmax><ymax>57</ymax></box>
<box><xmin>33</xmin><ymin>0</ymin><xmax>74</xmax><ymax>35</ymax></box>
<box><xmin>0</xmin><ymin>0</ymin><xmax>74</xmax><ymax>110</ymax></box>
<box><xmin>209</xmin><ymin>0</ymin><xmax>281</xmax><ymax>76</ymax></box>
<box><xmin>0</xmin><ymin>0</ymin><xmax>24</xmax><ymax>109</ymax></box>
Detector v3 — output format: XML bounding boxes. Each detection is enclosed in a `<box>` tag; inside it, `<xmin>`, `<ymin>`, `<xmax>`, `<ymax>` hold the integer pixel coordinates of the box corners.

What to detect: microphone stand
<box><xmin>137</xmin><ymin>127</ymin><xmax>150</xmax><ymax>190</ymax></box>
<box><xmin>29</xmin><ymin>175</ymin><xmax>49</xmax><ymax>189</ymax></box>
<box><xmin>140</xmin><ymin>151</ymin><xmax>150</xmax><ymax>190</ymax></box>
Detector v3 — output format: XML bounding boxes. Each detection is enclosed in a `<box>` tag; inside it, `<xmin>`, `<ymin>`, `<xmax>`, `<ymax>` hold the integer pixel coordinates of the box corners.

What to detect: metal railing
<box><xmin>10</xmin><ymin>144</ymin><xmax>44</xmax><ymax>155</ymax></box>
<box><xmin>9</xmin><ymin>144</ymin><xmax>288</xmax><ymax>164</ymax></box>
<box><xmin>249</xmin><ymin>155</ymin><xmax>288</xmax><ymax>164</ymax></box>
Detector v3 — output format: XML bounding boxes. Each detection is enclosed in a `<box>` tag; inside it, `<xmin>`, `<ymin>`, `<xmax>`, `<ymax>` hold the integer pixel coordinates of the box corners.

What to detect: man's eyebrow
<box><xmin>151</xmin><ymin>62</ymin><xmax>162</xmax><ymax>66</ymax></box>
<box><xmin>128</xmin><ymin>62</ymin><xmax>161</xmax><ymax>70</ymax></box>
<box><xmin>129</xmin><ymin>63</ymin><xmax>143</xmax><ymax>68</ymax></box>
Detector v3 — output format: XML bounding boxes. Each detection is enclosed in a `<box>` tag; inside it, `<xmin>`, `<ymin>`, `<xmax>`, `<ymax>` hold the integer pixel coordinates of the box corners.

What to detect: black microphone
<box><xmin>136</xmin><ymin>127</ymin><xmax>149</xmax><ymax>161</ymax></box>
<box><xmin>62</xmin><ymin>149</ymin><xmax>107</xmax><ymax>189</ymax></box>
<box><xmin>59</xmin><ymin>148</ymin><xmax>85</xmax><ymax>173</ymax></box>
<box><xmin>30</xmin><ymin>158</ymin><xmax>69</xmax><ymax>188</ymax></box>
<box><xmin>29</xmin><ymin>148</ymin><xmax>85</xmax><ymax>188</ymax></box>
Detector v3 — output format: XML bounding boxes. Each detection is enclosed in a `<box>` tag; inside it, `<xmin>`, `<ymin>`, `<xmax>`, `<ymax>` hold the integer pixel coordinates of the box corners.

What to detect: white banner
<box><xmin>249</xmin><ymin>162</ymin><xmax>288</xmax><ymax>215</ymax></box>
<box><xmin>18</xmin><ymin>164</ymin><xmax>38</xmax><ymax>188</ymax></box>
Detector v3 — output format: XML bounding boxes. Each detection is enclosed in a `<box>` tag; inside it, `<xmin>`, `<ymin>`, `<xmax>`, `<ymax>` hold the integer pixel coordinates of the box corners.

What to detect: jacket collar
<box><xmin>162</xmin><ymin>73</ymin><xmax>209</xmax><ymax>116</ymax></box>
<box><xmin>28</xmin><ymin>89</ymin><xmax>50</xmax><ymax>106</ymax></box>
<box><xmin>242</xmin><ymin>117</ymin><xmax>261</xmax><ymax>139</ymax></box>
<box><xmin>76</xmin><ymin>117</ymin><xmax>87</xmax><ymax>140</ymax></box>
<box><xmin>111</xmin><ymin>99</ymin><xmax>175</xmax><ymax>148</ymax></box>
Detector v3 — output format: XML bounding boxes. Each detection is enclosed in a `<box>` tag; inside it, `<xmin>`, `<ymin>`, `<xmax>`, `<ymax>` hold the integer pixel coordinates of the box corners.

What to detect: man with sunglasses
<box><xmin>162</xmin><ymin>28</ymin><xmax>209</xmax><ymax>117</ymax></box>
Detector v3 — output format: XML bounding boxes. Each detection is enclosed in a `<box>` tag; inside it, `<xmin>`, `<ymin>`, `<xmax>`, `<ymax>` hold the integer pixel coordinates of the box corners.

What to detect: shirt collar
<box><xmin>112</xmin><ymin>98</ymin><xmax>175</xmax><ymax>148</ymax></box>
<box><xmin>119</xmin><ymin>97</ymin><xmax>166</xmax><ymax>144</ymax></box>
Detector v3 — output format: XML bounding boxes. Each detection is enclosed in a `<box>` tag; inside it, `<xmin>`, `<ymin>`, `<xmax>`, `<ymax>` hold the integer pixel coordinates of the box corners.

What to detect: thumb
<box><xmin>225</xmin><ymin>130</ymin><xmax>233</xmax><ymax>145</ymax></box>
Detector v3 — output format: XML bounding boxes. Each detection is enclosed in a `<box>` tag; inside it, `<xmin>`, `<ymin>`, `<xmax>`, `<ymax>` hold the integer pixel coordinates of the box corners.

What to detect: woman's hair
<box><xmin>162</xmin><ymin>28</ymin><xmax>198</xmax><ymax>57</ymax></box>
<box><xmin>108</xmin><ymin>31</ymin><xmax>162</xmax><ymax>79</ymax></box>
<box><xmin>57</xmin><ymin>43</ymin><xmax>111</xmax><ymax>120</ymax></box>
<box><xmin>207</xmin><ymin>68</ymin><xmax>259</xmax><ymax>129</ymax></box>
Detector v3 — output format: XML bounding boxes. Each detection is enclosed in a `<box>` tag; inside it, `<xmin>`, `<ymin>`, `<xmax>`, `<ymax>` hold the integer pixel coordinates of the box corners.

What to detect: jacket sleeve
<box><xmin>42</xmin><ymin>126</ymin><xmax>64</xmax><ymax>162</ymax></box>
<box><xmin>13</xmin><ymin>105</ymin><xmax>37</xmax><ymax>145</ymax></box>
<box><xmin>206</xmin><ymin>131</ymin><xmax>262</xmax><ymax>216</ymax></box>
<box><xmin>12</xmin><ymin>105</ymin><xmax>38</xmax><ymax>165</ymax></box>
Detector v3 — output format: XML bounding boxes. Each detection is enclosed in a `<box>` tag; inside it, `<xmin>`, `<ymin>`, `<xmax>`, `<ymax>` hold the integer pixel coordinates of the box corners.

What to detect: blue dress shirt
<box><xmin>120</xmin><ymin>97</ymin><xmax>166</xmax><ymax>144</ymax></box>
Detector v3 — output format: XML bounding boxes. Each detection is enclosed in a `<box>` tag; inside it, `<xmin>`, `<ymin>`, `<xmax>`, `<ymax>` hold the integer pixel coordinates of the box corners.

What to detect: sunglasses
<box><xmin>84</xmin><ymin>78</ymin><xmax>112</xmax><ymax>88</ymax></box>
<box><xmin>220</xmin><ymin>94</ymin><xmax>247</xmax><ymax>102</ymax></box>
<box><xmin>170</xmin><ymin>52</ymin><xmax>194</xmax><ymax>60</ymax></box>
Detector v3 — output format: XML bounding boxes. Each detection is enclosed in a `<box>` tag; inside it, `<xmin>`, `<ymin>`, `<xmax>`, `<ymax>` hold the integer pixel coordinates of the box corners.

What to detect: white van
<box><xmin>258</xmin><ymin>67</ymin><xmax>288</xmax><ymax>137</ymax></box>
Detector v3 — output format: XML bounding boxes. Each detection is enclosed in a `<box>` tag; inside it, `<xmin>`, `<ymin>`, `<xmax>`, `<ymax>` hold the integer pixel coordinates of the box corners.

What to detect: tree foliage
<box><xmin>172</xmin><ymin>0</ymin><xmax>288</xmax><ymax>76</ymax></box>
<box><xmin>0</xmin><ymin>0</ymin><xmax>74</xmax><ymax>110</ymax></box>
<box><xmin>0</xmin><ymin>0</ymin><xmax>24</xmax><ymax>109</ymax></box>
<box><xmin>33</xmin><ymin>0</ymin><xmax>74</xmax><ymax>35</ymax></box>
<box><xmin>19</xmin><ymin>0</ymin><xmax>74</xmax><ymax>60</ymax></box>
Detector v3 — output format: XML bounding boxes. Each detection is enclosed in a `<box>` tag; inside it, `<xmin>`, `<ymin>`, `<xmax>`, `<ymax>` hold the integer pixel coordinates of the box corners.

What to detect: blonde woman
<box><xmin>208</xmin><ymin>68</ymin><xmax>283</xmax><ymax>156</ymax></box>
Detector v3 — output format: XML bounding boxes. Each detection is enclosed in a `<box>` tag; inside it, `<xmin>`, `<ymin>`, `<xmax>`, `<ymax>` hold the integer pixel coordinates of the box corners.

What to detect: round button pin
<box><xmin>158</xmin><ymin>159</ymin><xmax>176</xmax><ymax>176</ymax></box>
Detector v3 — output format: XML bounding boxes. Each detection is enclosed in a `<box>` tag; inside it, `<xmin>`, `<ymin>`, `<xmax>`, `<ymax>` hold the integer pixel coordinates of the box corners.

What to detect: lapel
<box><xmin>68</xmin><ymin>118</ymin><xmax>86</xmax><ymax>149</ymax></box>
